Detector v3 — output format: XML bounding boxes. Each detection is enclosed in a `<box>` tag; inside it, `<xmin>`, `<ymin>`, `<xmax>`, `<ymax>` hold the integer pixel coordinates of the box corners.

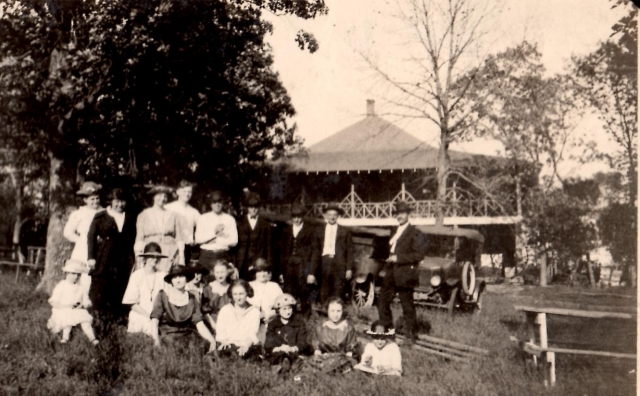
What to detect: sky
<box><xmin>262</xmin><ymin>0</ymin><xmax>627</xmax><ymax>180</ymax></box>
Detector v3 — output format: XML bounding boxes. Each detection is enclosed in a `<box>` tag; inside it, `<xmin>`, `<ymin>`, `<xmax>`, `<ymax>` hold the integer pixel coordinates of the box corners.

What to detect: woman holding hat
<box><xmin>149</xmin><ymin>266</ymin><xmax>216</xmax><ymax>351</ymax></box>
<box><xmin>122</xmin><ymin>243</ymin><xmax>168</xmax><ymax>336</ymax></box>
<box><xmin>135</xmin><ymin>185</ymin><xmax>189</xmax><ymax>271</ymax></box>
<box><xmin>63</xmin><ymin>181</ymin><xmax>104</xmax><ymax>293</ymax></box>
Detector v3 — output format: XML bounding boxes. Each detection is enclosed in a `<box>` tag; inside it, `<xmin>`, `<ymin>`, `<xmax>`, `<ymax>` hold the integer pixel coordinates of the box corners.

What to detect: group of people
<box><xmin>47</xmin><ymin>180</ymin><xmax>429</xmax><ymax>376</ymax></box>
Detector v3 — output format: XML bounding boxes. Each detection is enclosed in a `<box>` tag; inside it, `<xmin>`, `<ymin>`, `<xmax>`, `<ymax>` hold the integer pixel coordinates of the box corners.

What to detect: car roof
<box><xmin>414</xmin><ymin>225</ymin><xmax>484</xmax><ymax>243</ymax></box>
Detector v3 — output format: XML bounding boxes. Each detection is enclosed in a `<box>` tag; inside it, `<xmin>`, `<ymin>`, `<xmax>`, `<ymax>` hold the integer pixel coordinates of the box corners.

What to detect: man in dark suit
<box><xmin>279</xmin><ymin>204</ymin><xmax>315</xmax><ymax>311</ymax></box>
<box><xmin>235</xmin><ymin>193</ymin><xmax>272</xmax><ymax>280</ymax></box>
<box><xmin>377</xmin><ymin>201</ymin><xmax>426</xmax><ymax>342</ymax></box>
<box><xmin>309</xmin><ymin>204</ymin><xmax>353</xmax><ymax>305</ymax></box>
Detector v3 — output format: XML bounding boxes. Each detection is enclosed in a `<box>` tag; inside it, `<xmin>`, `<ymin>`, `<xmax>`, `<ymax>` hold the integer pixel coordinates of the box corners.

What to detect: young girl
<box><xmin>216</xmin><ymin>280</ymin><xmax>262</xmax><ymax>360</ymax></box>
<box><xmin>47</xmin><ymin>260</ymin><xmax>98</xmax><ymax>345</ymax></box>
<box><xmin>121</xmin><ymin>243</ymin><xmax>167</xmax><ymax>336</ymax></box>
<box><xmin>247</xmin><ymin>258</ymin><xmax>283</xmax><ymax>323</ymax></box>
<box><xmin>185</xmin><ymin>263</ymin><xmax>210</xmax><ymax>305</ymax></box>
<box><xmin>310</xmin><ymin>297</ymin><xmax>360</xmax><ymax>373</ymax></box>
<box><xmin>150</xmin><ymin>266</ymin><xmax>216</xmax><ymax>352</ymax></box>
<box><xmin>264</xmin><ymin>293</ymin><xmax>310</xmax><ymax>374</ymax></box>
<box><xmin>201</xmin><ymin>260</ymin><xmax>233</xmax><ymax>330</ymax></box>
<box><xmin>354</xmin><ymin>321</ymin><xmax>402</xmax><ymax>376</ymax></box>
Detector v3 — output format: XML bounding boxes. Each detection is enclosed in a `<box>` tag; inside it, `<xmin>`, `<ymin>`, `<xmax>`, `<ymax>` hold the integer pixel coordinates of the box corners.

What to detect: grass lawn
<box><xmin>0</xmin><ymin>273</ymin><xmax>636</xmax><ymax>396</ymax></box>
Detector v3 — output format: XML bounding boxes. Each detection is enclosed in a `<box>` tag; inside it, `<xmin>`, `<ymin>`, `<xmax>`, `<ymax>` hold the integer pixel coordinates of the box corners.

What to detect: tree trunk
<box><xmin>586</xmin><ymin>260</ymin><xmax>596</xmax><ymax>287</ymax></box>
<box><xmin>435</xmin><ymin>131</ymin><xmax>450</xmax><ymax>226</ymax></box>
<box><xmin>36</xmin><ymin>153</ymin><xmax>76</xmax><ymax>295</ymax></box>
<box><xmin>8</xmin><ymin>168</ymin><xmax>24</xmax><ymax>262</ymax></box>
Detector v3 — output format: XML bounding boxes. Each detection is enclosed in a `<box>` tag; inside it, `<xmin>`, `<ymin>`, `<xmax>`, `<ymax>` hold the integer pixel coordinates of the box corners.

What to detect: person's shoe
<box><xmin>281</xmin><ymin>357</ymin><xmax>291</xmax><ymax>373</ymax></box>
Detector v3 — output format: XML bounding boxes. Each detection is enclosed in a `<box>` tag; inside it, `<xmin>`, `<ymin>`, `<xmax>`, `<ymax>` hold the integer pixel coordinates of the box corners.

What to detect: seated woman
<box><xmin>216</xmin><ymin>280</ymin><xmax>262</xmax><ymax>360</ymax></box>
<box><xmin>150</xmin><ymin>266</ymin><xmax>216</xmax><ymax>352</ymax></box>
<box><xmin>354</xmin><ymin>320</ymin><xmax>402</xmax><ymax>376</ymax></box>
<box><xmin>122</xmin><ymin>242</ymin><xmax>167</xmax><ymax>336</ymax></box>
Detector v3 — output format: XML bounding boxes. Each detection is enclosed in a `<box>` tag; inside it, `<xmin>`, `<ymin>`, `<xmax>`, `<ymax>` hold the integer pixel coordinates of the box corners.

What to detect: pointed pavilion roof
<box><xmin>287</xmin><ymin>103</ymin><xmax>480</xmax><ymax>172</ymax></box>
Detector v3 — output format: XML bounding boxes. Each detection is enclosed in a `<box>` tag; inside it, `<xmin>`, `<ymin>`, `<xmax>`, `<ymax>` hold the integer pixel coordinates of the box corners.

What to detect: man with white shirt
<box><xmin>195</xmin><ymin>191</ymin><xmax>238</xmax><ymax>272</ymax></box>
<box><xmin>279</xmin><ymin>204</ymin><xmax>315</xmax><ymax>311</ymax></box>
<box><xmin>309</xmin><ymin>204</ymin><xmax>353</xmax><ymax>305</ymax></box>
<box><xmin>165</xmin><ymin>180</ymin><xmax>200</xmax><ymax>265</ymax></box>
<box><xmin>377</xmin><ymin>201</ymin><xmax>426</xmax><ymax>343</ymax></box>
<box><xmin>236</xmin><ymin>193</ymin><xmax>272</xmax><ymax>280</ymax></box>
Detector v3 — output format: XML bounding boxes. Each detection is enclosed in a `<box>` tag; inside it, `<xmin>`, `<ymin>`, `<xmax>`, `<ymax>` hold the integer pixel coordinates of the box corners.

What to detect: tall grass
<box><xmin>0</xmin><ymin>273</ymin><xmax>635</xmax><ymax>396</ymax></box>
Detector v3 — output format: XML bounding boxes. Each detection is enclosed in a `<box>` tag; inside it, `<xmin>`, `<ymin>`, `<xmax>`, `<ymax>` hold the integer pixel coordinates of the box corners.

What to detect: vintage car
<box><xmin>351</xmin><ymin>225</ymin><xmax>486</xmax><ymax>314</ymax></box>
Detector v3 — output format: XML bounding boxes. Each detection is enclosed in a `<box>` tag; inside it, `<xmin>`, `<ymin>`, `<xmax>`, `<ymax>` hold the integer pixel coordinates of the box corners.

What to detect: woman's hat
<box><xmin>147</xmin><ymin>185</ymin><xmax>173</xmax><ymax>196</ymax></box>
<box><xmin>273</xmin><ymin>293</ymin><xmax>296</xmax><ymax>309</ymax></box>
<box><xmin>366</xmin><ymin>321</ymin><xmax>396</xmax><ymax>339</ymax></box>
<box><xmin>62</xmin><ymin>259</ymin><xmax>88</xmax><ymax>274</ymax></box>
<box><xmin>188</xmin><ymin>262</ymin><xmax>210</xmax><ymax>276</ymax></box>
<box><xmin>164</xmin><ymin>265</ymin><xmax>195</xmax><ymax>283</ymax></box>
<box><xmin>138</xmin><ymin>242</ymin><xmax>168</xmax><ymax>258</ymax></box>
<box><xmin>290</xmin><ymin>204</ymin><xmax>306</xmax><ymax>217</ymax></box>
<box><xmin>393</xmin><ymin>201</ymin><xmax>413</xmax><ymax>214</ymax></box>
<box><xmin>248</xmin><ymin>257</ymin><xmax>271</xmax><ymax>273</ymax></box>
<box><xmin>76</xmin><ymin>182</ymin><xmax>102</xmax><ymax>196</ymax></box>
<box><xmin>322</xmin><ymin>203</ymin><xmax>344</xmax><ymax>215</ymax></box>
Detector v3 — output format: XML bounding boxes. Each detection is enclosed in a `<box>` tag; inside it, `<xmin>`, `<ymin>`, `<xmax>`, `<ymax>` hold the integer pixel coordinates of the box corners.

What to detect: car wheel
<box><xmin>447</xmin><ymin>287</ymin><xmax>458</xmax><ymax>315</ymax></box>
<box><xmin>461</xmin><ymin>261</ymin><xmax>476</xmax><ymax>295</ymax></box>
<box><xmin>352</xmin><ymin>279</ymin><xmax>375</xmax><ymax>308</ymax></box>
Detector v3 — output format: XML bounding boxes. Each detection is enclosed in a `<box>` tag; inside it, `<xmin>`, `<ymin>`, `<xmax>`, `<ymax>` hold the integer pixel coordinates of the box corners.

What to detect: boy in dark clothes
<box><xmin>265</xmin><ymin>293</ymin><xmax>310</xmax><ymax>373</ymax></box>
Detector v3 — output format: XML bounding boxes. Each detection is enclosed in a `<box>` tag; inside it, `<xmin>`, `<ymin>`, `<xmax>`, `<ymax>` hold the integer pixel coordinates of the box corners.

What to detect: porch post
<box><xmin>350</xmin><ymin>184</ymin><xmax>355</xmax><ymax>218</ymax></box>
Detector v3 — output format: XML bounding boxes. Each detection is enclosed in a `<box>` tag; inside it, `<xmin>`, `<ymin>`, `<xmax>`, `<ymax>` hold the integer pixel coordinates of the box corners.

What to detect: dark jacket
<box><xmin>236</xmin><ymin>215</ymin><xmax>272</xmax><ymax>274</ymax></box>
<box><xmin>264</xmin><ymin>314</ymin><xmax>310</xmax><ymax>354</ymax></box>
<box><xmin>386</xmin><ymin>224</ymin><xmax>426</xmax><ymax>288</ymax></box>
<box><xmin>279</xmin><ymin>222</ymin><xmax>315</xmax><ymax>277</ymax></box>
<box><xmin>310</xmin><ymin>224</ymin><xmax>353</xmax><ymax>276</ymax></box>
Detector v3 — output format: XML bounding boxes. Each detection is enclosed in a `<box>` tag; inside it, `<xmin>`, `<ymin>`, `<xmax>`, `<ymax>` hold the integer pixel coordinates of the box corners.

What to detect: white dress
<box><xmin>355</xmin><ymin>342</ymin><xmax>403</xmax><ymax>376</ymax></box>
<box><xmin>247</xmin><ymin>281</ymin><xmax>283</xmax><ymax>321</ymax></box>
<box><xmin>121</xmin><ymin>269</ymin><xmax>167</xmax><ymax>336</ymax></box>
<box><xmin>63</xmin><ymin>205</ymin><xmax>103</xmax><ymax>292</ymax></box>
<box><xmin>47</xmin><ymin>280</ymin><xmax>93</xmax><ymax>333</ymax></box>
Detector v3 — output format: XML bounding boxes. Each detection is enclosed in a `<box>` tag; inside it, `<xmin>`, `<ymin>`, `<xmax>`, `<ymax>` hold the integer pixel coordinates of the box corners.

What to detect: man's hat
<box><xmin>62</xmin><ymin>259</ymin><xmax>88</xmax><ymax>274</ymax></box>
<box><xmin>393</xmin><ymin>201</ymin><xmax>413</xmax><ymax>214</ymax></box>
<box><xmin>322</xmin><ymin>203</ymin><xmax>344</xmax><ymax>215</ymax></box>
<box><xmin>207</xmin><ymin>190</ymin><xmax>224</xmax><ymax>203</ymax></box>
<box><xmin>147</xmin><ymin>185</ymin><xmax>173</xmax><ymax>196</ymax></box>
<box><xmin>76</xmin><ymin>182</ymin><xmax>102</xmax><ymax>196</ymax></box>
<box><xmin>164</xmin><ymin>265</ymin><xmax>195</xmax><ymax>284</ymax></box>
<box><xmin>290</xmin><ymin>204</ymin><xmax>306</xmax><ymax>217</ymax></box>
<box><xmin>138</xmin><ymin>242</ymin><xmax>168</xmax><ymax>258</ymax></box>
<box><xmin>248</xmin><ymin>257</ymin><xmax>271</xmax><ymax>273</ymax></box>
<box><xmin>245</xmin><ymin>193</ymin><xmax>261</xmax><ymax>207</ymax></box>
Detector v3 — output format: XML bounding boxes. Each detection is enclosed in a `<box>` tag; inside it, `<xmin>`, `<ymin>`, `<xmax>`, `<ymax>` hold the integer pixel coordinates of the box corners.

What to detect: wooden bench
<box><xmin>0</xmin><ymin>246</ymin><xmax>45</xmax><ymax>282</ymax></box>
<box><xmin>513</xmin><ymin>305</ymin><xmax>637</xmax><ymax>386</ymax></box>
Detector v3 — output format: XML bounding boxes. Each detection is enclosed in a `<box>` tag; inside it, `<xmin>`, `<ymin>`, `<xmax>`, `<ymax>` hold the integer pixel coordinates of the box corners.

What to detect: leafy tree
<box><xmin>0</xmin><ymin>0</ymin><xmax>326</xmax><ymax>292</ymax></box>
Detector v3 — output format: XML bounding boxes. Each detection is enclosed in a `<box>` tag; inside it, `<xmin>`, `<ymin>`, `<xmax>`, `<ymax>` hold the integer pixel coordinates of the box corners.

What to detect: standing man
<box><xmin>279</xmin><ymin>204</ymin><xmax>315</xmax><ymax>312</ymax></box>
<box><xmin>165</xmin><ymin>180</ymin><xmax>200</xmax><ymax>265</ymax></box>
<box><xmin>377</xmin><ymin>201</ymin><xmax>426</xmax><ymax>343</ymax></box>
<box><xmin>195</xmin><ymin>191</ymin><xmax>238</xmax><ymax>272</ymax></box>
<box><xmin>236</xmin><ymin>193</ymin><xmax>272</xmax><ymax>280</ymax></box>
<box><xmin>309</xmin><ymin>203</ymin><xmax>353</xmax><ymax>305</ymax></box>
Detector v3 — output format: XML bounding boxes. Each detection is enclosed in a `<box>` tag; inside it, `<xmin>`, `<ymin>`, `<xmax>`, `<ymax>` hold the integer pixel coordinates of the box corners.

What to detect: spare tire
<box><xmin>461</xmin><ymin>261</ymin><xmax>476</xmax><ymax>295</ymax></box>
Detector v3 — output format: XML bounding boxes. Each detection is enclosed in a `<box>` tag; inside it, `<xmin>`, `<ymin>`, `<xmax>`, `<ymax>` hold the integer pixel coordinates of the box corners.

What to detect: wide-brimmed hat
<box><xmin>248</xmin><ymin>257</ymin><xmax>271</xmax><ymax>273</ymax></box>
<box><xmin>207</xmin><ymin>190</ymin><xmax>225</xmax><ymax>204</ymax></box>
<box><xmin>245</xmin><ymin>193</ymin><xmax>261</xmax><ymax>207</ymax></box>
<box><xmin>62</xmin><ymin>259</ymin><xmax>88</xmax><ymax>274</ymax></box>
<box><xmin>147</xmin><ymin>185</ymin><xmax>173</xmax><ymax>196</ymax></box>
<box><xmin>138</xmin><ymin>242</ymin><xmax>168</xmax><ymax>258</ymax></box>
<box><xmin>164</xmin><ymin>265</ymin><xmax>195</xmax><ymax>283</ymax></box>
<box><xmin>290</xmin><ymin>204</ymin><xmax>306</xmax><ymax>217</ymax></box>
<box><xmin>322</xmin><ymin>203</ymin><xmax>344</xmax><ymax>215</ymax></box>
<box><xmin>76</xmin><ymin>182</ymin><xmax>102</xmax><ymax>196</ymax></box>
<box><xmin>366</xmin><ymin>321</ymin><xmax>396</xmax><ymax>339</ymax></box>
<box><xmin>393</xmin><ymin>201</ymin><xmax>413</xmax><ymax>214</ymax></box>
<box><xmin>188</xmin><ymin>262</ymin><xmax>210</xmax><ymax>276</ymax></box>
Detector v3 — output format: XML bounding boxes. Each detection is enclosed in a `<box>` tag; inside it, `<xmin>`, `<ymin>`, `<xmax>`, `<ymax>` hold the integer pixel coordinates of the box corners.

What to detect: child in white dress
<box><xmin>122</xmin><ymin>243</ymin><xmax>167</xmax><ymax>336</ymax></box>
<box><xmin>47</xmin><ymin>260</ymin><xmax>98</xmax><ymax>345</ymax></box>
<box><xmin>354</xmin><ymin>321</ymin><xmax>402</xmax><ymax>376</ymax></box>
<box><xmin>247</xmin><ymin>258</ymin><xmax>282</xmax><ymax>323</ymax></box>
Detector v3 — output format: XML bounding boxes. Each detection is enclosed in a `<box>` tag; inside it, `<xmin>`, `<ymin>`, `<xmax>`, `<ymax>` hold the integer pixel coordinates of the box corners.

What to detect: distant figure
<box><xmin>195</xmin><ymin>191</ymin><xmax>238</xmax><ymax>272</ymax></box>
<box><xmin>63</xmin><ymin>181</ymin><xmax>104</xmax><ymax>295</ymax></box>
<box><xmin>165</xmin><ymin>180</ymin><xmax>200</xmax><ymax>265</ymax></box>
<box><xmin>309</xmin><ymin>204</ymin><xmax>353</xmax><ymax>305</ymax></box>
<box><xmin>135</xmin><ymin>185</ymin><xmax>189</xmax><ymax>271</ymax></box>
<box><xmin>47</xmin><ymin>260</ymin><xmax>98</xmax><ymax>346</ymax></box>
<box><xmin>236</xmin><ymin>194</ymin><xmax>272</xmax><ymax>280</ymax></box>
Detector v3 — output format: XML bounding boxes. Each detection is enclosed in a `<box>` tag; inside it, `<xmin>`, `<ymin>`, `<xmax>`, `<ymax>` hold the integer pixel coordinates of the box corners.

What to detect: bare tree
<box><xmin>357</xmin><ymin>0</ymin><xmax>499</xmax><ymax>225</ymax></box>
